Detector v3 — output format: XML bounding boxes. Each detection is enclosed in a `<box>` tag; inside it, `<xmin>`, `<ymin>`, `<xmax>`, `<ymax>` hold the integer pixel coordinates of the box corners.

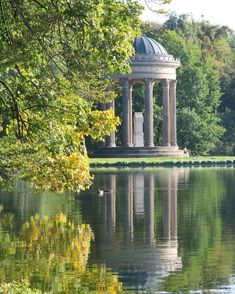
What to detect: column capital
<box><xmin>162</xmin><ymin>79</ymin><xmax>170</xmax><ymax>87</ymax></box>
<box><xmin>129</xmin><ymin>83</ymin><xmax>133</xmax><ymax>92</ymax></box>
<box><xmin>144</xmin><ymin>78</ymin><xmax>154</xmax><ymax>87</ymax></box>
<box><xmin>120</xmin><ymin>78</ymin><xmax>134</xmax><ymax>91</ymax></box>
<box><xmin>170</xmin><ymin>80</ymin><xmax>177</xmax><ymax>88</ymax></box>
<box><xmin>120</xmin><ymin>78</ymin><xmax>129</xmax><ymax>88</ymax></box>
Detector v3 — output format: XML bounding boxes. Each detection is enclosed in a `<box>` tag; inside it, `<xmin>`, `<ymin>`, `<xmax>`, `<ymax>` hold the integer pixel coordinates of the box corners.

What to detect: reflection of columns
<box><xmin>144</xmin><ymin>79</ymin><xmax>154</xmax><ymax>147</ymax></box>
<box><xmin>106</xmin><ymin>175</ymin><xmax>116</xmax><ymax>242</ymax></box>
<box><xmin>163</xmin><ymin>173</ymin><xmax>171</xmax><ymax>239</ymax></box>
<box><xmin>170</xmin><ymin>80</ymin><xmax>177</xmax><ymax>147</ymax></box>
<box><xmin>145</xmin><ymin>174</ymin><xmax>155</xmax><ymax>246</ymax></box>
<box><xmin>162</xmin><ymin>79</ymin><xmax>170</xmax><ymax>146</ymax></box>
<box><xmin>170</xmin><ymin>173</ymin><xmax>177</xmax><ymax>239</ymax></box>
<box><xmin>124</xmin><ymin>174</ymin><xmax>134</xmax><ymax>247</ymax></box>
<box><xmin>122</xmin><ymin>79</ymin><xmax>132</xmax><ymax>147</ymax></box>
<box><xmin>106</xmin><ymin>101</ymin><xmax>116</xmax><ymax>147</ymax></box>
<box><xmin>134</xmin><ymin>174</ymin><xmax>144</xmax><ymax>217</ymax></box>
<box><xmin>161</xmin><ymin>171</ymin><xmax>179</xmax><ymax>241</ymax></box>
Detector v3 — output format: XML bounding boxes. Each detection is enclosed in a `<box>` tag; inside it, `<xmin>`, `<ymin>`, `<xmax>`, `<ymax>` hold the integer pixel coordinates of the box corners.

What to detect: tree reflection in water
<box><xmin>0</xmin><ymin>207</ymin><xmax>126</xmax><ymax>293</ymax></box>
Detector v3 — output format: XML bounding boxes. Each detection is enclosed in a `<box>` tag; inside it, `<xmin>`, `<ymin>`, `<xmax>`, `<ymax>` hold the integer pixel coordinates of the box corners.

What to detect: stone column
<box><xmin>121</xmin><ymin>79</ymin><xmax>132</xmax><ymax>147</ymax></box>
<box><xmin>144</xmin><ymin>78</ymin><xmax>154</xmax><ymax>147</ymax></box>
<box><xmin>105</xmin><ymin>100</ymin><xmax>116</xmax><ymax>147</ymax></box>
<box><xmin>170</xmin><ymin>80</ymin><xmax>177</xmax><ymax>147</ymax></box>
<box><xmin>129</xmin><ymin>84</ymin><xmax>133</xmax><ymax>146</ymax></box>
<box><xmin>162</xmin><ymin>79</ymin><xmax>170</xmax><ymax>146</ymax></box>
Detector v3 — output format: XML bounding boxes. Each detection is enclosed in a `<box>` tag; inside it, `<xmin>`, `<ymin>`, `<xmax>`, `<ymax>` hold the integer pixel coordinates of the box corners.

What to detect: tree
<box><xmin>141</xmin><ymin>25</ymin><xmax>225</xmax><ymax>154</ymax></box>
<box><xmin>0</xmin><ymin>0</ymin><xmax>142</xmax><ymax>191</ymax></box>
<box><xmin>164</xmin><ymin>14</ymin><xmax>235</xmax><ymax>74</ymax></box>
<box><xmin>164</xmin><ymin>13</ymin><xmax>198</xmax><ymax>40</ymax></box>
<box><xmin>161</xmin><ymin>31</ymin><xmax>225</xmax><ymax>154</ymax></box>
<box><xmin>163</xmin><ymin>15</ymin><xmax>235</xmax><ymax>155</ymax></box>
<box><xmin>144</xmin><ymin>0</ymin><xmax>172</xmax><ymax>14</ymax></box>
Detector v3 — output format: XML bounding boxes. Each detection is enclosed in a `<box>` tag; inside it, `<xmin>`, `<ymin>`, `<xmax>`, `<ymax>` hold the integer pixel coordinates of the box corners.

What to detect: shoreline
<box><xmin>90</xmin><ymin>157</ymin><xmax>235</xmax><ymax>168</ymax></box>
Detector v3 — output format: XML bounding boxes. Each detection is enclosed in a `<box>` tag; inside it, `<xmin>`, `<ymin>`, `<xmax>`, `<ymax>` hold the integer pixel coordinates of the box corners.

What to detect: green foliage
<box><xmin>140</xmin><ymin>25</ymin><xmax>225</xmax><ymax>154</ymax></box>
<box><xmin>164</xmin><ymin>14</ymin><xmax>235</xmax><ymax>75</ymax></box>
<box><xmin>177</xmin><ymin>108</ymin><xmax>224</xmax><ymax>155</ymax></box>
<box><xmin>164</xmin><ymin>13</ymin><xmax>198</xmax><ymax>39</ymax></box>
<box><xmin>163</xmin><ymin>14</ymin><xmax>235</xmax><ymax>155</ymax></box>
<box><xmin>214</xmin><ymin>108</ymin><xmax>235</xmax><ymax>155</ymax></box>
<box><xmin>0</xmin><ymin>0</ymin><xmax>142</xmax><ymax>191</ymax></box>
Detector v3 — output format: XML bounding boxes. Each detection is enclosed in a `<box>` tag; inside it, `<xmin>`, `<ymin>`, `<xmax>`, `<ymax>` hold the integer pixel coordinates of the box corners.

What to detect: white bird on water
<box><xmin>97</xmin><ymin>189</ymin><xmax>112</xmax><ymax>196</ymax></box>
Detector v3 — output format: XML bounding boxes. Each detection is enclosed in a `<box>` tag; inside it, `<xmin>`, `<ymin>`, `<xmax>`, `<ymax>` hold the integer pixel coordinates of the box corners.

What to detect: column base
<box><xmin>99</xmin><ymin>142</ymin><xmax>106</xmax><ymax>148</ymax></box>
<box><xmin>106</xmin><ymin>143</ymin><xmax>116</xmax><ymax>148</ymax></box>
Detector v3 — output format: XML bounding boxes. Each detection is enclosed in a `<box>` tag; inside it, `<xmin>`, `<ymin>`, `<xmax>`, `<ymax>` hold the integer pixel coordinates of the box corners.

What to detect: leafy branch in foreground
<box><xmin>0</xmin><ymin>0</ymin><xmax>142</xmax><ymax>191</ymax></box>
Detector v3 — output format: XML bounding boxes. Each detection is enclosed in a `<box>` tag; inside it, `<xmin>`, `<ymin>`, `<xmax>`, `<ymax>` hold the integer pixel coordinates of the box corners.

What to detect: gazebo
<box><xmin>95</xmin><ymin>35</ymin><xmax>188</xmax><ymax>157</ymax></box>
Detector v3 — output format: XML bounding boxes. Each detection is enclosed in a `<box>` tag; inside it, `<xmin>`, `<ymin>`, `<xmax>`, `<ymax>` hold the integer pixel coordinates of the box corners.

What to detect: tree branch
<box><xmin>0</xmin><ymin>79</ymin><xmax>23</xmax><ymax>141</ymax></box>
<box><xmin>31</xmin><ymin>0</ymin><xmax>48</xmax><ymax>10</ymax></box>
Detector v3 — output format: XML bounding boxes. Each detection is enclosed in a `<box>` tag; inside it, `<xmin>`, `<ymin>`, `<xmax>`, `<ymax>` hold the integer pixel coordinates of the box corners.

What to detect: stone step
<box><xmin>92</xmin><ymin>146</ymin><xmax>189</xmax><ymax>158</ymax></box>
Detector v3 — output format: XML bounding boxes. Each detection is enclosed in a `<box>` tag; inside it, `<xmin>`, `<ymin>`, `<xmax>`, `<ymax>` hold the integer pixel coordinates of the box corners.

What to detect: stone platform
<box><xmin>93</xmin><ymin>146</ymin><xmax>189</xmax><ymax>158</ymax></box>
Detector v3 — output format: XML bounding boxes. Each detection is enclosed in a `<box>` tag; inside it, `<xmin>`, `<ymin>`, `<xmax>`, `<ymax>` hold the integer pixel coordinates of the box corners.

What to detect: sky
<box><xmin>141</xmin><ymin>0</ymin><xmax>235</xmax><ymax>30</ymax></box>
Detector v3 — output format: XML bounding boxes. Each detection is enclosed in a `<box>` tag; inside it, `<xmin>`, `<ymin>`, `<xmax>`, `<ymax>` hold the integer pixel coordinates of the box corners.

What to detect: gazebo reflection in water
<box><xmin>81</xmin><ymin>169</ymin><xmax>189</xmax><ymax>292</ymax></box>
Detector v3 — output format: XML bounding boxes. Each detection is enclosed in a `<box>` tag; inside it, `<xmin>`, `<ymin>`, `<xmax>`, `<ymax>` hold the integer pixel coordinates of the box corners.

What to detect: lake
<box><xmin>0</xmin><ymin>167</ymin><xmax>235</xmax><ymax>293</ymax></box>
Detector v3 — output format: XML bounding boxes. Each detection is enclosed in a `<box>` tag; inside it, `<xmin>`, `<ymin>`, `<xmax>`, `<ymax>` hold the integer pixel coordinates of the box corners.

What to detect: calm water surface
<box><xmin>1</xmin><ymin>167</ymin><xmax>235</xmax><ymax>293</ymax></box>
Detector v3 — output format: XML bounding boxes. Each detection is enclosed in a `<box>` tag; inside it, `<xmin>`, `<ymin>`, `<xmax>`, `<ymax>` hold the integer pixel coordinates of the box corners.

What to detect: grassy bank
<box><xmin>90</xmin><ymin>156</ymin><xmax>235</xmax><ymax>168</ymax></box>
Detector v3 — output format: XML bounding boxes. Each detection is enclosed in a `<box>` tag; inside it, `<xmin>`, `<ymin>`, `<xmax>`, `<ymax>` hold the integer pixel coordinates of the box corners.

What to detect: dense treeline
<box><xmin>141</xmin><ymin>15</ymin><xmax>235</xmax><ymax>155</ymax></box>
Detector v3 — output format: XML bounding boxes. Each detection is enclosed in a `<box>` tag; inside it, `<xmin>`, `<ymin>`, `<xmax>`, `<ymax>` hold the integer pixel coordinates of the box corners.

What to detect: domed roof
<box><xmin>133</xmin><ymin>35</ymin><xmax>168</xmax><ymax>55</ymax></box>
